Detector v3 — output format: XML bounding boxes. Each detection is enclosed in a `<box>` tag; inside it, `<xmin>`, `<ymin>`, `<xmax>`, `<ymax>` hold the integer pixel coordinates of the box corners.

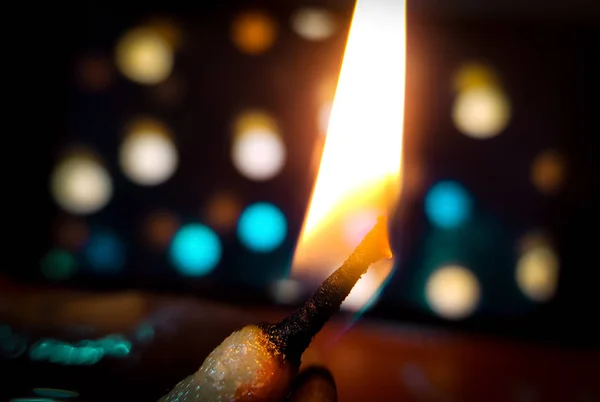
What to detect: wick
<box><xmin>263</xmin><ymin>217</ymin><xmax>392</xmax><ymax>364</ymax></box>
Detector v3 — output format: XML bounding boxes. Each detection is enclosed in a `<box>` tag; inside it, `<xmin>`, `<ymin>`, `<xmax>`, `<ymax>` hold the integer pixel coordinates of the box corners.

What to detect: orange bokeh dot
<box><xmin>231</xmin><ymin>11</ymin><xmax>277</xmax><ymax>54</ymax></box>
<box><xmin>531</xmin><ymin>150</ymin><xmax>566</xmax><ymax>195</ymax></box>
<box><xmin>145</xmin><ymin>211</ymin><xmax>179</xmax><ymax>247</ymax></box>
<box><xmin>204</xmin><ymin>193</ymin><xmax>242</xmax><ymax>233</ymax></box>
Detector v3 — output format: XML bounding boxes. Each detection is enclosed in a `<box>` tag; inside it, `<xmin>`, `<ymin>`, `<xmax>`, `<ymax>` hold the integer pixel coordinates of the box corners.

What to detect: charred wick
<box><xmin>260</xmin><ymin>217</ymin><xmax>391</xmax><ymax>365</ymax></box>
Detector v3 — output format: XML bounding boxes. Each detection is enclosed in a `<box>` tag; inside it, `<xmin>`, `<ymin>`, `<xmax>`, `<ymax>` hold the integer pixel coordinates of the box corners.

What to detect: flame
<box><xmin>292</xmin><ymin>0</ymin><xmax>406</xmax><ymax>311</ymax></box>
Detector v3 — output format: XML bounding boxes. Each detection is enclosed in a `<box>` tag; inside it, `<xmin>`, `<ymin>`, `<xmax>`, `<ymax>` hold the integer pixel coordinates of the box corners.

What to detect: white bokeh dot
<box><xmin>51</xmin><ymin>153</ymin><xmax>113</xmax><ymax>215</ymax></box>
<box><xmin>232</xmin><ymin>128</ymin><xmax>286</xmax><ymax>181</ymax></box>
<box><xmin>452</xmin><ymin>85</ymin><xmax>510</xmax><ymax>139</ymax></box>
<box><xmin>291</xmin><ymin>8</ymin><xmax>336</xmax><ymax>41</ymax></box>
<box><xmin>426</xmin><ymin>265</ymin><xmax>480</xmax><ymax>319</ymax></box>
<box><xmin>120</xmin><ymin>131</ymin><xmax>178</xmax><ymax>185</ymax></box>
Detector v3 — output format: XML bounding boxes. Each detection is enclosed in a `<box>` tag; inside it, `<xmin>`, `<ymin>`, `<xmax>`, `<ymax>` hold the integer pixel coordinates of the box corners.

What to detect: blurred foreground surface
<box><xmin>1</xmin><ymin>280</ymin><xmax>598</xmax><ymax>402</ymax></box>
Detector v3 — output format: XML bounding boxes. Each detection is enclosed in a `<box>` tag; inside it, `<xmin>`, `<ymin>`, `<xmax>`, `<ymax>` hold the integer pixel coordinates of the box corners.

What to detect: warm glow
<box><xmin>231</xmin><ymin>11</ymin><xmax>277</xmax><ymax>55</ymax></box>
<box><xmin>426</xmin><ymin>265</ymin><xmax>480</xmax><ymax>320</ymax></box>
<box><xmin>291</xmin><ymin>7</ymin><xmax>336</xmax><ymax>41</ymax></box>
<box><xmin>119</xmin><ymin>118</ymin><xmax>178</xmax><ymax>186</ymax></box>
<box><xmin>231</xmin><ymin>110</ymin><xmax>286</xmax><ymax>181</ymax></box>
<box><xmin>291</xmin><ymin>0</ymin><xmax>406</xmax><ymax>312</ymax></box>
<box><xmin>452</xmin><ymin>85</ymin><xmax>510</xmax><ymax>139</ymax></box>
<box><xmin>451</xmin><ymin>62</ymin><xmax>510</xmax><ymax>139</ymax></box>
<box><xmin>115</xmin><ymin>26</ymin><xmax>173</xmax><ymax>85</ymax></box>
<box><xmin>531</xmin><ymin>150</ymin><xmax>565</xmax><ymax>195</ymax></box>
<box><xmin>516</xmin><ymin>232</ymin><xmax>560</xmax><ymax>302</ymax></box>
<box><xmin>51</xmin><ymin>150</ymin><xmax>113</xmax><ymax>215</ymax></box>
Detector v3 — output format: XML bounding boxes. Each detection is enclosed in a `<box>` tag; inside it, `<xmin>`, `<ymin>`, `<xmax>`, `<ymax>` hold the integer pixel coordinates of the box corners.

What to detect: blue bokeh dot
<box><xmin>237</xmin><ymin>202</ymin><xmax>287</xmax><ymax>252</ymax></box>
<box><xmin>425</xmin><ymin>181</ymin><xmax>472</xmax><ymax>229</ymax></box>
<box><xmin>84</xmin><ymin>230</ymin><xmax>125</xmax><ymax>273</ymax></box>
<box><xmin>170</xmin><ymin>224</ymin><xmax>221</xmax><ymax>276</ymax></box>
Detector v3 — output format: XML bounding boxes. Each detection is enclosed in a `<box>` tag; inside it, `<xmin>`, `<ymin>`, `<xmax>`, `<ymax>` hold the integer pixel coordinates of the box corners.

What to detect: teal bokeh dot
<box><xmin>237</xmin><ymin>202</ymin><xmax>287</xmax><ymax>252</ymax></box>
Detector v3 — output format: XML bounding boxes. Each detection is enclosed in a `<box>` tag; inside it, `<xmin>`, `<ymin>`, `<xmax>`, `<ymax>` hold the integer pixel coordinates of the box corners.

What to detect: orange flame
<box><xmin>292</xmin><ymin>0</ymin><xmax>406</xmax><ymax>311</ymax></box>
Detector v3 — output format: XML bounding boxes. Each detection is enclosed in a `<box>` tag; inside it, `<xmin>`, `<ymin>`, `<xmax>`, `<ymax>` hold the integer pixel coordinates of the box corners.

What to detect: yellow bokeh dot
<box><xmin>426</xmin><ymin>265</ymin><xmax>480</xmax><ymax>320</ymax></box>
<box><xmin>232</xmin><ymin>110</ymin><xmax>279</xmax><ymax>139</ymax></box>
<box><xmin>51</xmin><ymin>149</ymin><xmax>113</xmax><ymax>215</ymax></box>
<box><xmin>452</xmin><ymin>84</ymin><xmax>511</xmax><ymax>139</ymax></box>
<box><xmin>115</xmin><ymin>26</ymin><xmax>174</xmax><ymax>85</ymax></box>
<box><xmin>516</xmin><ymin>232</ymin><xmax>559</xmax><ymax>302</ymax></box>
<box><xmin>531</xmin><ymin>150</ymin><xmax>565</xmax><ymax>195</ymax></box>
<box><xmin>231</xmin><ymin>11</ymin><xmax>277</xmax><ymax>55</ymax></box>
<box><xmin>453</xmin><ymin>62</ymin><xmax>498</xmax><ymax>92</ymax></box>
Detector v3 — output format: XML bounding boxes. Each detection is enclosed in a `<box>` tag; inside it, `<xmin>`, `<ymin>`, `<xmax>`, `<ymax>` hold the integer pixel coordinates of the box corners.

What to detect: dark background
<box><xmin>2</xmin><ymin>0</ymin><xmax>599</xmax><ymax>400</ymax></box>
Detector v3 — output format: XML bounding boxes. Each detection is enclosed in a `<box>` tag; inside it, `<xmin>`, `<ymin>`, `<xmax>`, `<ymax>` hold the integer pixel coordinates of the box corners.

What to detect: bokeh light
<box><xmin>290</xmin><ymin>7</ymin><xmax>336</xmax><ymax>41</ymax></box>
<box><xmin>144</xmin><ymin>210</ymin><xmax>179</xmax><ymax>248</ymax></box>
<box><xmin>237</xmin><ymin>202</ymin><xmax>287</xmax><ymax>252</ymax></box>
<box><xmin>452</xmin><ymin>85</ymin><xmax>510</xmax><ymax>139</ymax></box>
<box><xmin>516</xmin><ymin>233</ymin><xmax>560</xmax><ymax>302</ymax></box>
<box><xmin>119</xmin><ymin>118</ymin><xmax>178</xmax><ymax>186</ymax></box>
<box><xmin>269</xmin><ymin>278</ymin><xmax>303</xmax><ymax>305</ymax></box>
<box><xmin>453</xmin><ymin>62</ymin><xmax>498</xmax><ymax>93</ymax></box>
<box><xmin>231</xmin><ymin>110</ymin><xmax>286</xmax><ymax>181</ymax></box>
<box><xmin>451</xmin><ymin>63</ymin><xmax>510</xmax><ymax>139</ymax></box>
<box><xmin>40</xmin><ymin>249</ymin><xmax>77</xmax><ymax>281</ymax></box>
<box><xmin>115</xmin><ymin>26</ymin><xmax>174</xmax><ymax>85</ymax></box>
<box><xmin>426</xmin><ymin>265</ymin><xmax>480</xmax><ymax>319</ymax></box>
<box><xmin>30</xmin><ymin>339</ymin><xmax>104</xmax><ymax>365</ymax></box>
<box><xmin>29</xmin><ymin>334</ymin><xmax>131</xmax><ymax>366</ymax></box>
<box><xmin>97</xmin><ymin>334</ymin><xmax>132</xmax><ymax>357</ymax></box>
<box><xmin>425</xmin><ymin>181</ymin><xmax>472</xmax><ymax>229</ymax></box>
<box><xmin>531</xmin><ymin>150</ymin><xmax>566</xmax><ymax>195</ymax></box>
<box><xmin>232</xmin><ymin>130</ymin><xmax>285</xmax><ymax>180</ymax></box>
<box><xmin>83</xmin><ymin>230</ymin><xmax>125</xmax><ymax>273</ymax></box>
<box><xmin>170</xmin><ymin>224</ymin><xmax>221</xmax><ymax>276</ymax></box>
<box><xmin>50</xmin><ymin>151</ymin><xmax>113</xmax><ymax>215</ymax></box>
<box><xmin>231</xmin><ymin>11</ymin><xmax>277</xmax><ymax>55</ymax></box>
<box><xmin>203</xmin><ymin>192</ymin><xmax>242</xmax><ymax>233</ymax></box>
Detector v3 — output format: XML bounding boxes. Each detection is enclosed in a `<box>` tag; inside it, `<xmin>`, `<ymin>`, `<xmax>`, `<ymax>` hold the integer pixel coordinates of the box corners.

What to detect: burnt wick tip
<box><xmin>263</xmin><ymin>217</ymin><xmax>392</xmax><ymax>365</ymax></box>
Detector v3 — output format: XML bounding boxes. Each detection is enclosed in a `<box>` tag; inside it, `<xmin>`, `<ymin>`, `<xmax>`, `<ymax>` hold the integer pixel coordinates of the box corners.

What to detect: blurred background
<box><xmin>2</xmin><ymin>0</ymin><xmax>599</xmax><ymax>400</ymax></box>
